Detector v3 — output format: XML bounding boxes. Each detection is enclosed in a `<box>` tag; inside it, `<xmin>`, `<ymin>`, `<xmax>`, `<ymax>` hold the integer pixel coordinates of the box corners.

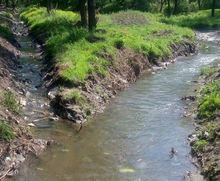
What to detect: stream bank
<box><xmin>187</xmin><ymin>59</ymin><xmax>220</xmax><ymax>181</ymax></box>
<box><xmin>0</xmin><ymin>9</ymin><xmax>49</xmax><ymax>180</ymax></box>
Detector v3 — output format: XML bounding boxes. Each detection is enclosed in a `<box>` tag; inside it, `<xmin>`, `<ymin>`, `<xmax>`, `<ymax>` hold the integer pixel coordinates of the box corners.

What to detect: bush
<box><xmin>0</xmin><ymin>121</ymin><xmax>14</xmax><ymax>142</ymax></box>
<box><xmin>199</xmin><ymin>93</ymin><xmax>220</xmax><ymax>119</ymax></box>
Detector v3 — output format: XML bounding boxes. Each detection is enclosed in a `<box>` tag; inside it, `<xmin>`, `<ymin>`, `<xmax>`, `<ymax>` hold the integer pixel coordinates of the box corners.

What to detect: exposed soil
<box><xmin>187</xmin><ymin>62</ymin><xmax>220</xmax><ymax>181</ymax></box>
<box><xmin>0</xmin><ymin>10</ymin><xmax>49</xmax><ymax>180</ymax></box>
<box><xmin>44</xmin><ymin>41</ymin><xmax>197</xmax><ymax>126</ymax></box>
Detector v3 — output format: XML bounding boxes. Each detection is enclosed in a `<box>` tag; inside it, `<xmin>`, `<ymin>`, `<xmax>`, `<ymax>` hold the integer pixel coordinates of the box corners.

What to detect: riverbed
<box><xmin>8</xmin><ymin>24</ymin><xmax>220</xmax><ymax>181</ymax></box>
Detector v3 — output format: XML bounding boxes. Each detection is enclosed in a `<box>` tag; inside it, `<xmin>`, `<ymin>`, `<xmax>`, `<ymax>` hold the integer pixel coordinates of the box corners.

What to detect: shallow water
<box><xmin>9</xmin><ymin>24</ymin><xmax>220</xmax><ymax>181</ymax></box>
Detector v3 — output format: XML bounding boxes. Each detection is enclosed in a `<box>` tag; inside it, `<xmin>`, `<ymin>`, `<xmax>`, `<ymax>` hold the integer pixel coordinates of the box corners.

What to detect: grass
<box><xmin>65</xmin><ymin>89</ymin><xmax>85</xmax><ymax>105</ymax></box>
<box><xmin>1</xmin><ymin>91</ymin><xmax>20</xmax><ymax>113</ymax></box>
<box><xmin>201</xmin><ymin>67</ymin><xmax>215</xmax><ymax>76</ymax></box>
<box><xmin>20</xmin><ymin>7</ymin><xmax>194</xmax><ymax>85</ymax></box>
<box><xmin>0</xmin><ymin>121</ymin><xmax>15</xmax><ymax>142</ymax></box>
<box><xmin>162</xmin><ymin>9</ymin><xmax>220</xmax><ymax>29</ymax></box>
<box><xmin>192</xmin><ymin>140</ymin><xmax>208</xmax><ymax>152</ymax></box>
<box><xmin>198</xmin><ymin>81</ymin><xmax>220</xmax><ymax>119</ymax></box>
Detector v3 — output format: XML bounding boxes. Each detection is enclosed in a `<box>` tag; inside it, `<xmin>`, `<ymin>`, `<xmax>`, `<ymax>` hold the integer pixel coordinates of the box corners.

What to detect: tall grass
<box><xmin>0</xmin><ymin>121</ymin><xmax>14</xmax><ymax>142</ymax></box>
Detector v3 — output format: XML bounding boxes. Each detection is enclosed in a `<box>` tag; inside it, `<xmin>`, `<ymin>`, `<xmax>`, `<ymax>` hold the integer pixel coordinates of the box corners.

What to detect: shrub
<box><xmin>0</xmin><ymin>121</ymin><xmax>14</xmax><ymax>142</ymax></box>
<box><xmin>199</xmin><ymin>93</ymin><xmax>220</xmax><ymax>119</ymax></box>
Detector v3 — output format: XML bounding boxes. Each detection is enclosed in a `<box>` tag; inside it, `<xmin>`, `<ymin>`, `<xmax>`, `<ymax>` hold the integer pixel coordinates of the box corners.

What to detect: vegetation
<box><xmin>198</xmin><ymin>80</ymin><xmax>220</xmax><ymax>119</ymax></box>
<box><xmin>162</xmin><ymin>9</ymin><xmax>220</xmax><ymax>28</ymax></box>
<box><xmin>0</xmin><ymin>120</ymin><xmax>15</xmax><ymax>142</ymax></box>
<box><xmin>1</xmin><ymin>91</ymin><xmax>20</xmax><ymax>113</ymax></box>
<box><xmin>20</xmin><ymin>7</ymin><xmax>194</xmax><ymax>85</ymax></box>
<box><xmin>201</xmin><ymin>67</ymin><xmax>215</xmax><ymax>76</ymax></box>
<box><xmin>0</xmin><ymin>12</ymin><xmax>14</xmax><ymax>42</ymax></box>
<box><xmin>192</xmin><ymin>139</ymin><xmax>208</xmax><ymax>152</ymax></box>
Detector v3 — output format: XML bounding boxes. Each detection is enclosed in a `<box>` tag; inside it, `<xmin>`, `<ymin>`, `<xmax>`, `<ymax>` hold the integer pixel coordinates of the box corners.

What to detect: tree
<box><xmin>167</xmin><ymin>0</ymin><xmax>171</xmax><ymax>16</ymax></box>
<box><xmin>88</xmin><ymin>0</ymin><xmax>96</xmax><ymax>31</ymax></box>
<box><xmin>173</xmin><ymin>0</ymin><xmax>178</xmax><ymax>14</ymax></box>
<box><xmin>212</xmin><ymin>0</ymin><xmax>216</xmax><ymax>17</ymax></box>
<box><xmin>79</xmin><ymin>0</ymin><xmax>87</xmax><ymax>27</ymax></box>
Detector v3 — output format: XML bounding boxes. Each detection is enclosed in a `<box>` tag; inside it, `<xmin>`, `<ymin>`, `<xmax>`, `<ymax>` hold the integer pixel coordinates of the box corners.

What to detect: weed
<box><xmin>2</xmin><ymin>91</ymin><xmax>20</xmax><ymax>113</ymax></box>
<box><xmin>201</xmin><ymin>67</ymin><xmax>214</xmax><ymax>76</ymax></box>
<box><xmin>65</xmin><ymin>89</ymin><xmax>85</xmax><ymax>105</ymax></box>
<box><xmin>0</xmin><ymin>121</ymin><xmax>15</xmax><ymax>142</ymax></box>
<box><xmin>193</xmin><ymin>140</ymin><xmax>208</xmax><ymax>152</ymax></box>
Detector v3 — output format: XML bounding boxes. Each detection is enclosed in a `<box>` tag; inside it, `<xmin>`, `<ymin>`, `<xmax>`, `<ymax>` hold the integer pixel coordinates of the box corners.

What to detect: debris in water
<box><xmin>119</xmin><ymin>168</ymin><xmax>135</xmax><ymax>173</ymax></box>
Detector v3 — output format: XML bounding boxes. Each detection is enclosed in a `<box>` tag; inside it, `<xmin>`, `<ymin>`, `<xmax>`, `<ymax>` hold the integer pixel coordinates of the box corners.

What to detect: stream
<box><xmin>8</xmin><ymin>21</ymin><xmax>220</xmax><ymax>181</ymax></box>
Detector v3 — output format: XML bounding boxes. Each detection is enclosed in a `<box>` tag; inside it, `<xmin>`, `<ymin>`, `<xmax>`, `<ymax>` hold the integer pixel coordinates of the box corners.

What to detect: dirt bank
<box><xmin>0</xmin><ymin>10</ymin><xmax>48</xmax><ymax>180</ymax></box>
<box><xmin>187</xmin><ymin>61</ymin><xmax>220</xmax><ymax>181</ymax></box>
<box><xmin>44</xmin><ymin>41</ymin><xmax>197</xmax><ymax>126</ymax></box>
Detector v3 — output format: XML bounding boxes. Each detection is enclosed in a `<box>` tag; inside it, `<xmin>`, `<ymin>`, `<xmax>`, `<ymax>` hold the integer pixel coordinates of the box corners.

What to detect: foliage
<box><xmin>0</xmin><ymin>121</ymin><xmax>15</xmax><ymax>142</ymax></box>
<box><xmin>198</xmin><ymin>81</ymin><xmax>220</xmax><ymax>119</ymax></box>
<box><xmin>162</xmin><ymin>9</ymin><xmax>220</xmax><ymax>28</ymax></box>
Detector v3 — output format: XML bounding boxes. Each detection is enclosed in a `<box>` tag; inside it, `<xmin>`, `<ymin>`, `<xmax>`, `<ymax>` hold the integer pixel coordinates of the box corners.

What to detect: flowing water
<box><xmin>8</xmin><ymin>23</ymin><xmax>220</xmax><ymax>181</ymax></box>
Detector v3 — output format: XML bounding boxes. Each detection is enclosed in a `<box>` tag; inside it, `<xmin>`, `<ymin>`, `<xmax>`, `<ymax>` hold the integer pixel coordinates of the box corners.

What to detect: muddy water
<box><xmin>9</xmin><ymin>26</ymin><xmax>220</xmax><ymax>181</ymax></box>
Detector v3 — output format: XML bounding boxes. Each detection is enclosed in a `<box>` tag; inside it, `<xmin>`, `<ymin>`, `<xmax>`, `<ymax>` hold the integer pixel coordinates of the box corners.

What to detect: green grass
<box><xmin>1</xmin><ymin>91</ymin><xmax>20</xmax><ymax>113</ymax></box>
<box><xmin>0</xmin><ymin>121</ymin><xmax>15</xmax><ymax>142</ymax></box>
<box><xmin>192</xmin><ymin>140</ymin><xmax>208</xmax><ymax>152</ymax></box>
<box><xmin>20</xmin><ymin>7</ymin><xmax>194</xmax><ymax>85</ymax></box>
<box><xmin>198</xmin><ymin>81</ymin><xmax>220</xmax><ymax>119</ymax></box>
<box><xmin>162</xmin><ymin>9</ymin><xmax>220</xmax><ymax>28</ymax></box>
<box><xmin>201</xmin><ymin>67</ymin><xmax>215</xmax><ymax>76</ymax></box>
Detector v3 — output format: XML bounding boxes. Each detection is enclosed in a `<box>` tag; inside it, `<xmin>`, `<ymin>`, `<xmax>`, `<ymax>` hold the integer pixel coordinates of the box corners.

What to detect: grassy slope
<box><xmin>162</xmin><ymin>9</ymin><xmax>220</xmax><ymax>28</ymax></box>
<box><xmin>20</xmin><ymin>7</ymin><xmax>194</xmax><ymax>85</ymax></box>
<box><xmin>191</xmin><ymin>64</ymin><xmax>220</xmax><ymax>180</ymax></box>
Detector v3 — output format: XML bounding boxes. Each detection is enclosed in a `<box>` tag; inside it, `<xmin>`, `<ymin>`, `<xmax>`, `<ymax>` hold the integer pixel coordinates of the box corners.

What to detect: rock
<box><xmin>19</xmin><ymin>98</ymin><xmax>27</xmax><ymax>106</ymax></box>
<box><xmin>28</xmin><ymin>123</ymin><xmax>36</xmax><ymax>127</ymax></box>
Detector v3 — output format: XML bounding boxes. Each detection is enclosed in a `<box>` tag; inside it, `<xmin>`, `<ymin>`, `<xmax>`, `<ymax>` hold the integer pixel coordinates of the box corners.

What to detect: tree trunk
<box><xmin>160</xmin><ymin>0</ymin><xmax>164</xmax><ymax>12</ymax></box>
<box><xmin>198</xmin><ymin>0</ymin><xmax>201</xmax><ymax>9</ymax></box>
<box><xmin>173</xmin><ymin>0</ymin><xmax>178</xmax><ymax>14</ymax></box>
<box><xmin>79</xmin><ymin>0</ymin><xmax>87</xmax><ymax>27</ymax></box>
<box><xmin>212</xmin><ymin>0</ymin><xmax>216</xmax><ymax>17</ymax></box>
<box><xmin>88</xmin><ymin>0</ymin><xmax>96</xmax><ymax>31</ymax></box>
<box><xmin>167</xmin><ymin>0</ymin><xmax>171</xmax><ymax>16</ymax></box>
<box><xmin>6</xmin><ymin>0</ymin><xmax>9</xmax><ymax>7</ymax></box>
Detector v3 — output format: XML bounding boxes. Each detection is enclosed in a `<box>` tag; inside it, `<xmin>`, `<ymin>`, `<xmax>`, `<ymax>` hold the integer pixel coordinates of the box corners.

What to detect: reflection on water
<box><xmin>9</xmin><ymin>29</ymin><xmax>220</xmax><ymax>181</ymax></box>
